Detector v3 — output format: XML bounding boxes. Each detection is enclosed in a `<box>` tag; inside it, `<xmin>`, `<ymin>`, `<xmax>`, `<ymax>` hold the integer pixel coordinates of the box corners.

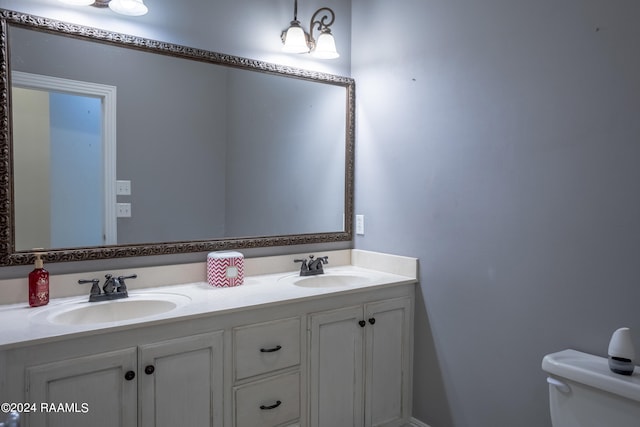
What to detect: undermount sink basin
<box><xmin>38</xmin><ymin>293</ymin><xmax>191</xmax><ymax>325</ymax></box>
<box><xmin>281</xmin><ymin>271</ymin><xmax>374</xmax><ymax>288</ymax></box>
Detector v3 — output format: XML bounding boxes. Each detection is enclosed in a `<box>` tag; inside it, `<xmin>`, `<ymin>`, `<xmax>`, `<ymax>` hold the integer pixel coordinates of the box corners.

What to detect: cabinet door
<box><xmin>27</xmin><ymin>348</ymin><xmax>137</xmax><ymax>427</ymax></box>
<box><xmin>309</xmin><ymin>306</ymin><xmax>364</xmax><ymax>427</ymax></box>
<box><xmin>138</xmin><ymin>331</ymin><xmax>224</xmax><ymax>427</ymax></box>
<box><xmin>364</xmin><ymin>297</ymin><xmax>413</xmax><ymax>427</ymax></box>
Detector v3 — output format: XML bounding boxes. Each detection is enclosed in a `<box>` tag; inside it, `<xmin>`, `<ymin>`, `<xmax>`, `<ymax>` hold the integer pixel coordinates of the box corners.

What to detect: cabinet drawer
<box><xmin>234</xmin><ymin>371</ymin><xmax>300</xmax><ymax>427</ymax></box>
<box><xmin>234</xmin><ymin>317</ymin><xmax>300</xmax><ymax>380</ymax></box>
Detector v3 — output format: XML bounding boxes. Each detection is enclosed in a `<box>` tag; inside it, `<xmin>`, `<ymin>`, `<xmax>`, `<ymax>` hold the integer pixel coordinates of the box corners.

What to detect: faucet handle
<box><xmin>78</xmin><ymin>278</ymin><xmax>101</xmax><ymax>296</ymax></box>
<box><xmin>294</xmin><ymin>258</ymin><xmax>309</xmax><ymax>272</ymax></box>
<box><xmin>116</xmin><ymin>274</ymin><xmax>137</xmax><ymax>292</ymax></box>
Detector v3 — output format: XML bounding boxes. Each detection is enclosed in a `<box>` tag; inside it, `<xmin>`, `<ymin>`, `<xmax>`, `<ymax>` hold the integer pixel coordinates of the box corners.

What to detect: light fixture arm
<box><xmin>308</xmin><ymin>7</ymin><xmax>336</xmax><ymax>48</ymax></box>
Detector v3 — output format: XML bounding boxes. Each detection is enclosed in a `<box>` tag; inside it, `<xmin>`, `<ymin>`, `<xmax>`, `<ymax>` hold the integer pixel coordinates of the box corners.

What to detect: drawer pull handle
<box><xmin>359</xmin><ymin>320</ymin><xmax>366</xmax><ymax>327</ymax></box>
<box><xmin>368</xmin><ymin>318</ymin><xmax>376</xmax><ymax>325</ymax></box>
<box><xmin>144</xmin><ymin>365</ymin><xmax>155</xmax><ymax>375</ymax></box>
<box><xmin>124</xmin><ymin>370</ymin><xmax>135</xmax><ymax>381</ymax></box>
<box><xmin>260</xmin><ymin>345</ymin><xmax>282</xmax><ymax>353</ymax></box>
<box><xmin>260</xmin><ymin>400</ymin><xmax>282</xmax><ymax>410</ymax></box>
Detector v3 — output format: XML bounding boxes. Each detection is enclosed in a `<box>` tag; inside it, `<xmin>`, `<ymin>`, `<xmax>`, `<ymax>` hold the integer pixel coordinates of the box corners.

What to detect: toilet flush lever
<box><xmin>547</xmin><ymin>376</ymin><xmax>571</xmax><ymax>393</ymax></box>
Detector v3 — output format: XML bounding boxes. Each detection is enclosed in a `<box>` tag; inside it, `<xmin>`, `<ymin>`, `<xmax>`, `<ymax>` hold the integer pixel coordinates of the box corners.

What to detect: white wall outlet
<box><xmin>356</xmin><ymin>214</ymin><xmax>365</xmax><ymax>235</ymax></box>
<box><xmin>116</xmin><ymin>180</ymin><xmax>131</xmax><ymax>195</ymax></box>
<box><xmin>117</xmin><ymin>203</ymin><xmax>131</xmax><ymax>218</ymax></box>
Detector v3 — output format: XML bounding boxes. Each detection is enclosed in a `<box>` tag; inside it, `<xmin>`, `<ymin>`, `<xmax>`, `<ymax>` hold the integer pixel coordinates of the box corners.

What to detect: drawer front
<box><xmin>234</xmin><ymin>317</ymin><xmax>300</xmax><ymax>380</ymax></box>
<box><xmin>234</xmin><ymin>371</ymin><xmax>300</xmax><ymax>427</ymax></box>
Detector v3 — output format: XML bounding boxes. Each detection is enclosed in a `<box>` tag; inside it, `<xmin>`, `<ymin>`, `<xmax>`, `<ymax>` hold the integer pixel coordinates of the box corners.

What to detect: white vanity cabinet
<box><xmin>17</xmin><ymin>331</ymin><xmax>224</xmax><ymax>427</ymax></box>
<box><xmin>308</xmin><ymin>297</ymin><xmax>413</xmax><ymax>427</ymax></box>
<box><xmin>0</xmin><ymin>274</ymin><xmax>415</xmax><ymax>427</ymax></box>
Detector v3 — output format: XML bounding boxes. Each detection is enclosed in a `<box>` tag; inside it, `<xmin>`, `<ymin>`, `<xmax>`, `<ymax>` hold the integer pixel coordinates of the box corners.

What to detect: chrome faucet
<box><xmin>78</xmin><ymin>274</ymin><xmax>137</xmax><ymax>302</ymax></box>
<box><xmin>294</xmin><ymin>255</ymin><xmax>328</xmax><ymax>276</ymax></box>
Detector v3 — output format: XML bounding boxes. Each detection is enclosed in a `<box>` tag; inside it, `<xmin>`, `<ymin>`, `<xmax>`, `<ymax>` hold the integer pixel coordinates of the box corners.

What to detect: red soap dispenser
<box><xmin>29</xmin><ymin>252</ymin><xmax>49</xmax><ymax>307</ymax></box>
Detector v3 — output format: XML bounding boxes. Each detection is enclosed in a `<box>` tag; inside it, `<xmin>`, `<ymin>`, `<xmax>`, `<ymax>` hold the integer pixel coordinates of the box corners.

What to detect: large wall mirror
<box><xmin>0</xmin><ymin>9</ymin><xmax>354</xmax><ymax>266</ymax></box>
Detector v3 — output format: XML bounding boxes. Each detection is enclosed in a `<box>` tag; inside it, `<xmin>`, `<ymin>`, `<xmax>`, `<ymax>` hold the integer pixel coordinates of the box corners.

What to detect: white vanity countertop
<box><xmin>0</xmin><ymin>264</ymin><xmax>416</xmax><ymax>350</ymax></box>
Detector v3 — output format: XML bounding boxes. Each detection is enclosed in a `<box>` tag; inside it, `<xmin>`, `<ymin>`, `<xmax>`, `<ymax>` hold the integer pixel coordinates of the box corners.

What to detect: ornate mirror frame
<box><xmin>0</xmin><ymin>9</ymin><xmax>355</xmax><ymax>266</ymax></box>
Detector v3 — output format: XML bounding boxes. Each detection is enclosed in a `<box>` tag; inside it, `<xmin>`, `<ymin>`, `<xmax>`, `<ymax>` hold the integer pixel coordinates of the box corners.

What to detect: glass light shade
<box><xmin>282</xmin><ymin>22</ymin><xmax>309</xmax><ymax>54</ymax></box>
<box><xmin>311</xmin><ymin>31</ymin><xmax>339</xmax><ymax>59</ymax></box>
<box><xmin>108</xmin><ymin>0</ymin><xmax>148</xmax><ymax>16</ymax></box>
<box><xmin>58</xmin><ymin>0</ymin><xmax>95</xmax><ymax>5</ymax></box>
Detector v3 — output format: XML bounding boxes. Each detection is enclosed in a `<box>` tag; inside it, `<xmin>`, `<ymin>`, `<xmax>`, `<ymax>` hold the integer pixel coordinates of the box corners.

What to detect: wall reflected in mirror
<box><xmin>9</xmin><ymin>25</ymin><xmax>347</xmax><ymax>252</ymax></box>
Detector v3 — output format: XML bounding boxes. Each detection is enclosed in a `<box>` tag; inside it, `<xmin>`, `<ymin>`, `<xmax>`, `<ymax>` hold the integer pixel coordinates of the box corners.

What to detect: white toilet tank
<box><xmin>542</xmin><ymin>349</ymin><xmax>640</xmax><ymax>427</ymax></box>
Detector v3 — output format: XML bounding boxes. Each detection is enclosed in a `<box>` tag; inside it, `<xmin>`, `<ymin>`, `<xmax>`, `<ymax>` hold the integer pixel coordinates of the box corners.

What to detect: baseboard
<box><xmin>407</xmin><ymin>417</ymin><xmax>432</xmax><ymax>427</ymax></box>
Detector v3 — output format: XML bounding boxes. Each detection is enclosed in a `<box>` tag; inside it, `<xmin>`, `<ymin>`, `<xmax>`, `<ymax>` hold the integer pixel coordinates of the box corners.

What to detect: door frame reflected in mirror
<box><xmin>12</xmin><ymin>71</ymin><xmax>118</xmax><ymax>251</ymax></box>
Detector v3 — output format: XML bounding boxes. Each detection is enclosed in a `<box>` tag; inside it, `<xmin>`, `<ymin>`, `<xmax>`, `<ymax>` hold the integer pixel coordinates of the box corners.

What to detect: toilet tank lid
<box><xmin>542</xmin><ymin>349</ymin><xmax>640</xmax><ymax>402</ymax></box>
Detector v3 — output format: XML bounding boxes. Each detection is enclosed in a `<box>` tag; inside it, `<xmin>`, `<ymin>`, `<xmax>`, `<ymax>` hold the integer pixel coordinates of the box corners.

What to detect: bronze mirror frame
<box><xmin>0</xmin><ymin>9</ymin><xmax>354</xmax><ymax>266</ymax></box>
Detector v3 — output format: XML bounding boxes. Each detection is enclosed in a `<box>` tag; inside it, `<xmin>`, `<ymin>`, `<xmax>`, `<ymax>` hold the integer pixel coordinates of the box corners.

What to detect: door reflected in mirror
<box><xmin>12</xmin><ymin>73</ymin><xmax>116</xmax><ymax>251</ymax></box>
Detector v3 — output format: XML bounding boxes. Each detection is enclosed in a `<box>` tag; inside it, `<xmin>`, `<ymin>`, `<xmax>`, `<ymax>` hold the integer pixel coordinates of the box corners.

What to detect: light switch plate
<box><xmin>356</xmin><ymin>214</ymin><xmax>365</xmax><ymax>235</ymax></box>
<box><xmin>117</xmin><ymin>203</ymin><xmax>131</xmax><ymax>218</ymax></box>
<box><xmin>116</xmin><ymin>180</ymin><xmax>131</xmax><ymax>195</ymax></box>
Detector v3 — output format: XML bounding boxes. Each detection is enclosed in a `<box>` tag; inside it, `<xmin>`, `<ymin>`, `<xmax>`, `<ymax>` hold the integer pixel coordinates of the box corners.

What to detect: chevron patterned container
<box><xmin>207</xmin><ymin>251</ymin><xmax>244</xmax><ymax>287</ymax></box>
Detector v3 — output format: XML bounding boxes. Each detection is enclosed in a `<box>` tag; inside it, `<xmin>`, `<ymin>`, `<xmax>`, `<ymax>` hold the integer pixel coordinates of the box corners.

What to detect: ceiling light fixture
<box><xmin>281</xmin><ymin>0</ymin><xmax>339</xmax><ymax>59</ymax></box>
<box><xmin>58</xmin><ymin>0</ymin><xmax>148</xmax><ymax>17</ymax></box>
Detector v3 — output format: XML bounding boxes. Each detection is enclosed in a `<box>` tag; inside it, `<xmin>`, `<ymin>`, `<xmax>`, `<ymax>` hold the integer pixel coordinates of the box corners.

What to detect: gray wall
<box><xmin>225</xmin><ymin>69</ymin><xmax>346</xmax><ymax>237</ymax></box>
<box><xmin>113</xmin><ymin>48</ymin><xmax>228</xmax><ymax>244</ymax></box>
<box><xmin>352</xmin><ymin>0</ymin><xmax>640</xmax><ymax>426</ymax></box>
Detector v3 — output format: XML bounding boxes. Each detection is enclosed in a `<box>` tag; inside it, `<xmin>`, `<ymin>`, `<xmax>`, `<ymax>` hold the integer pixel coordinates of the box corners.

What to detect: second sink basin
<box><xmin>41</xmin><ymin>293</ymin><xmax>191</xmax><ymax>325</ymax></box>
<box><xmin>281</xmin><ymin>271</ymin><xmax>374</xmax><ymax>288</ymax></box>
